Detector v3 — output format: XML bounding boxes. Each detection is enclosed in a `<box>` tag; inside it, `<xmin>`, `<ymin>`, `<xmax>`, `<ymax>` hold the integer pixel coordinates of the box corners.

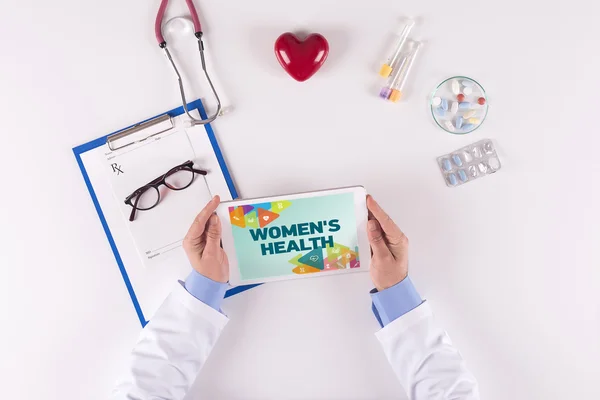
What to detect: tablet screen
<box><xmin>226</xmin><ymin>191</ymin><xmax>363</xmax><ymax>282</ymax></box>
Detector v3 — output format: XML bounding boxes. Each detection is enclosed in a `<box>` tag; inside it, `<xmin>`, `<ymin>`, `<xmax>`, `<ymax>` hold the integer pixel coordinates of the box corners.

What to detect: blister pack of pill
<box><xmin>437</xmin><ymin>139</ymin><xmax>501</xmax><ymax>187</ymax></box>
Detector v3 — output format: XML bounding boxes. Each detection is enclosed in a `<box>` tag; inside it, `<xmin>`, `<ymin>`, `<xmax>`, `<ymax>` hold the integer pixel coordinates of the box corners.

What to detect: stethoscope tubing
<box><xmin>155</xmin><ymin>0</ymin><xmax>222</xmax><ymax>125</ymax></box>
<box><xmin>155</xmin><ymin>0</ymin><xmax>202</xmax><ymax>45</ymax></box>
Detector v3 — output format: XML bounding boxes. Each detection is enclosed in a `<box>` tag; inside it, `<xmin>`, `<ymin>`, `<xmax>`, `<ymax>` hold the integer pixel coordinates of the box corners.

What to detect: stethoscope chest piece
<box><xmin>163</xmin><ymin>17</ymin><xmax>194</xmax><ymax>40</ymax></box>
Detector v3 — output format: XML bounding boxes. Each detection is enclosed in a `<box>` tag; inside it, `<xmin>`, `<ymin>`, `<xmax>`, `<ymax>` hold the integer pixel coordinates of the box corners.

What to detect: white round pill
<box><xmin>483</xmin><ymin>142</ymin><xmax>495</xmax><ymax>154</ymax></box>
<box><xmin>468</xmin><ymin>165</ymin><xmax>478</xmax><ymax>177</ymax></box>
<box><xmin>461</xmin><ymin>79</ymin><xmax>474</xmax><ymax>87</ymax></box>
<box><xmin>432</xmin><ymin>97</ymin><xmax>442</xmax><ymax>107</ymax></box>
<box><xmin>463</xmin><ymin>86</ymin><xmax>473</xmax><ymax>96</ymax></box>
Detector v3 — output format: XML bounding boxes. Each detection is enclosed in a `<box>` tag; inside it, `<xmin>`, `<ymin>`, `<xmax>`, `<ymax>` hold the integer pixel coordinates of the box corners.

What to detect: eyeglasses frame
<box><xmin>124</xmin><ymin>160</ymin><xmax>207</xmax><ymax>221</ymax></box>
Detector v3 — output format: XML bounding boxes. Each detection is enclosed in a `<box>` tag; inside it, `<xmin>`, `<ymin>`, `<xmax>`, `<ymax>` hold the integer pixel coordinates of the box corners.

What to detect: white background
<box><xmin>1</xmin><ymin>0</ymin><xmax>599</xmax><ymax>399</ymax></box>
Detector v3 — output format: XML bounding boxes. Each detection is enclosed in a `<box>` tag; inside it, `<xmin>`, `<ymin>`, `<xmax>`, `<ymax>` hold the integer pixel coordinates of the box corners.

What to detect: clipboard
<box><xmin>73</xmin><ymin>99</ymin><xmax>259</xmax><ymax>327</ymax></box>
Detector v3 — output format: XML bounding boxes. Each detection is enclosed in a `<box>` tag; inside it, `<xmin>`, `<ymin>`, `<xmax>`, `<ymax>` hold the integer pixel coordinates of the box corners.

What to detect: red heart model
<box><xmin>274</xmin><ymin>33</ymin><xmax>329</xmax><ymax>82</ymax></box>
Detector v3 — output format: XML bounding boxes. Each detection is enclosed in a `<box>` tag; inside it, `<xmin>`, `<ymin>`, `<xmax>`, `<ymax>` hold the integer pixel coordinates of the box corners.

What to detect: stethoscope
<box><xmin>155</xmin><ymin>0</ymin><xmax>222</xmax><ymax>125</ymax></box>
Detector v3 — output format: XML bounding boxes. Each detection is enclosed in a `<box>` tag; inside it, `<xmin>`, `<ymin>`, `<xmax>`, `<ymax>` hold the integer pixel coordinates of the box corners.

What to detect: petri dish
<box><xmin>430</xmin><ymin>76</ymin><xmax>489</xmax><ymax>135</ymax></box>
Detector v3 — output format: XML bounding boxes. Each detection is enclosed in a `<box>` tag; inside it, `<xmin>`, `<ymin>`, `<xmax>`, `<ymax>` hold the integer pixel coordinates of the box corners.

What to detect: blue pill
<box><xmin>462</xmin><ymin>123</ymin><xmax>475</xmax><ymax>131</ymax></box>
<box><xmin>455</xmin><ymin>116</ymin><xmax>463</xmax><ymax>129</ymax></box>
<box><xmin>441</xmin><ymin>98</ymin><xmax>449</xmax><ymax>111</ymax></box>
<box><xmin>458</xmin><ymin>169</ymin><xmax>468</xmax><ymax>182</ymax></box>
<box><xmin>442</xmin><ymin>158</ymin><xmax>452</xmax><ymax>171</ymax></box>
<box><xmin>435</xmin><ymin>107</ymin><xmax>445</xmax><ymax>117</ymax></box>
<box><xmin>458</xmin><ymin>102</ymin><xmax>471</xmax><ymax>109</ymax></box>
<box><xmin>447</xmin><ymin>173</ymin><xmax>457</xmax><ymax>186</ymax></box>
<box><xmin>452</xmin><ymin>154</ymin><xmax>463</xmax><ymax>167</ymax></box>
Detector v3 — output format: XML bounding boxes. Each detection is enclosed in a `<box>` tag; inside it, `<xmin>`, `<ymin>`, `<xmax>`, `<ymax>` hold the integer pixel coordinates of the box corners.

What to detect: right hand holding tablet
<box><xmin>366</xmin><ymin>195</ymin><xmax>409</xmax><ymax>291</ymax></box>
<box><xmin>183</xmin><ymin>195</ymin><xmax>229</xmax><ymax>283</ymax></box>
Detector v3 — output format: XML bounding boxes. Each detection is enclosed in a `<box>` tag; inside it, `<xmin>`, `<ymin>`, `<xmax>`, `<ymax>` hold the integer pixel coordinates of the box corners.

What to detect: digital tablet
<box><xmin>217</xmin><ymin>186</ymin><xmax>370</xmax><ymax>286</ymax></box>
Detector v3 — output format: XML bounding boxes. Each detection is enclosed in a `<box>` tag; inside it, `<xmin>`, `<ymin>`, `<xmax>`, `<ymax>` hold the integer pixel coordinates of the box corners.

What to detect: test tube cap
<box><xmin>379</xmin><ymin>64</ymin><xmax>393</xmax><ymax>78</ymax></box>
<box><xmin>389</xmin><ymin>89</ymin><xmax>402</xmax><ymax>103</ymax></box>
<box><xmin>379</xmin><ymin>87</ymin><xmax>392</xmax><ymax>99</ymax></box>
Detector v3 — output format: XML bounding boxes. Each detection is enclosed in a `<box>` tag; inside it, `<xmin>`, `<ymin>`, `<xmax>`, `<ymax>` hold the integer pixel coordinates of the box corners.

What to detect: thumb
<box><xmin>203</xmin><ymin>214</ymin><xmax>222</xmax><ymax>255</ymax></box>
<box><xmin>368</xmin><ymin>219</ymin><xmax>391</xmax><ymax>258</ymax></box>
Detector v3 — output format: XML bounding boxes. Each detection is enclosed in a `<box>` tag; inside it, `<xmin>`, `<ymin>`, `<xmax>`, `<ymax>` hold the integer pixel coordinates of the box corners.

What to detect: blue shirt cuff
<box><xmin>183</xmin><ymin>270</ymin><xmax>228</xmax><ymax>312</ymax></box>
<box><xmin>370</xmin><ymin>277</ymin><xmax>423</xmax><ymax>327</ymax></box>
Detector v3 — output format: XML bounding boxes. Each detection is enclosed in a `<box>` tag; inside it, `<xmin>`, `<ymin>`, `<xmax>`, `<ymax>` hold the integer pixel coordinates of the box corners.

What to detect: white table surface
<box><xmin>2</xmin><ymin>1</ymin><xmax>599</xmax><ymax>399</ymax></box>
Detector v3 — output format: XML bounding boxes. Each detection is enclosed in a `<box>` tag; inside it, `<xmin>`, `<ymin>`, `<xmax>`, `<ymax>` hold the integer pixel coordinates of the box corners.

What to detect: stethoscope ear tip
<box><xmin>218</xmin><ymin>106</ymin><xmax>234</xmax><ymax>116</ymax></box>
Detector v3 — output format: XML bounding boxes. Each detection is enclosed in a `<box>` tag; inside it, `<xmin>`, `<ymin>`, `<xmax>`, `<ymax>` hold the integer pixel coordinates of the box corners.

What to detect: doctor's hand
<box><xmin>183</xmin><ymin>195</ymin><xmax>229</xmax><ymax>283</ymax></box>
<box><xmin>366</xmin><ymin>195</ymin><xmax>409</xmax><ymax>292</ymax></box>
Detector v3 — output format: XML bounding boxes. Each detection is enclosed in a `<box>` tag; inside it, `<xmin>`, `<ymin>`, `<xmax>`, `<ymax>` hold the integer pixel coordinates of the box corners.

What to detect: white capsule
<box><xmin>450</xmin><ymin>101</ymin><xmax>459</xmax><ymax>114</ymax></box>
<box><xmin>463</xmin><ymin>86</ymin><xmax>473</xmax><ymax>96</ymax></box>
<box><xmin>451</xmin><ymin>80</ymin><xmax>460</xmax><ymax>95</ymax></box>
<box><xmin>432</xmin><ymin>96</ymin><xmax>442</xmax><ymax>107</ymax></box>
<box><xmin>461</xmin><ymin>79</ymin><xmax>474</xmax><ymax>87</ymax></box>
<box><xmin>443</xmin><ymin>120</ymin><xmax>455</xmax><ymax>132</ymax></box>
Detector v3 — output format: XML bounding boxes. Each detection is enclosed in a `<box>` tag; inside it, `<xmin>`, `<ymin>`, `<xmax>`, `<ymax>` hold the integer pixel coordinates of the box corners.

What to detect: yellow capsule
<box><xmin>468</xmin><ymin>118</ymin><xmax>480</xmax><ymax>124</ymax></box>
<box><xmin>463</xmin><ymin>110</ymin><xmax>477</xmax><ymax>119</ymax></box>
<box><xmin>379</xmin><ymin>64</ymin><xmax>393</xmax><ymax>78</ymax></box>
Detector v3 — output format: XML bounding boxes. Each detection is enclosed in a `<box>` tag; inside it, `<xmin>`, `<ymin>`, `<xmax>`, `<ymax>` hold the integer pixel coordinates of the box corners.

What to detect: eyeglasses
<box><xmin>125</xmin><ymin>160</ymin><xmax>207</xmax><ymax>221</ymax></box>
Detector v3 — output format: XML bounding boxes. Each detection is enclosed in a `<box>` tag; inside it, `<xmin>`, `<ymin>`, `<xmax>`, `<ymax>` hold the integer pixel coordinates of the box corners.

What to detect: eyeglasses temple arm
<box><xmin>192</xmin><ymin>168</ymin><xmax>208</xmax><ymax>175</ymax></box>
<box><xmin>128</xmin><ymin>196</ymin><xmax>140</xmax><ymax>222</ymax></box>
<box><xmin>129</xmin><ymin>207</ymin><xmax>137</xmax><ymax>222</ymax></box>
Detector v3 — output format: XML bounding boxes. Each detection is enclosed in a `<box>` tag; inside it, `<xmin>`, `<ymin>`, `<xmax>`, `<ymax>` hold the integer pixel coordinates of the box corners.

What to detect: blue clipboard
<box><xmin>73</xmin><ymin>99</ymin><xmax>259</xmax><ymax>327</ymax></box>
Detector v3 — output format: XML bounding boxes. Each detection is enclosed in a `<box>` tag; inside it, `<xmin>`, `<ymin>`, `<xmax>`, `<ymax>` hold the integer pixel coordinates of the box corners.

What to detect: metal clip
<box><xmin>106</xmin><ymin>114</ymin><xmax>174</xmax><ymax>151</ymax></box>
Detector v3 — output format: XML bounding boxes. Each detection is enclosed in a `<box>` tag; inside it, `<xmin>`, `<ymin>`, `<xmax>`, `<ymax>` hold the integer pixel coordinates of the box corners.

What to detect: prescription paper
<box><xmin>104</xmin><ymin>120</ymin><xmax>211</xmax><ymax>268</ymax></box>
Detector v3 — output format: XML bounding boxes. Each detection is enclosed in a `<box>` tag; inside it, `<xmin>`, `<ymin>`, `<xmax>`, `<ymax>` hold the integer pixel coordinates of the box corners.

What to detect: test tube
<box><xmin>380</xmin><ymin>41</ymin><xmax>423</xmax><ymax>103</ymax></box>
<box><xmin>379</xmin><ymin>20</ymin><xmax>415</xmax><ymax>78</ymax></box>
<box><xmin>379</xmin><ymin>55</ymin><xmax>408</xmax><ymax>100</ymax></box>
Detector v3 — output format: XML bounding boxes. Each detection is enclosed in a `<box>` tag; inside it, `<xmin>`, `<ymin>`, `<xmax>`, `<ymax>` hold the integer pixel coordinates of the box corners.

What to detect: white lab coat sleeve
<box><xmin>376</xmin><ymin>301</ymin><xmax>480</xmax><ymax>399</ymax></box>
<box><xmin>110</xmin><ymin>282</ymin><xmax>229</xmax><ymax>400</ymax></box>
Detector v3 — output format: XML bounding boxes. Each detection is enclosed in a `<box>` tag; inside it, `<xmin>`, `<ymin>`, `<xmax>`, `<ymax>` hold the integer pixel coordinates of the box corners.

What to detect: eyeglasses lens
<box><xmin>164</xmin><ymin>168</ymin><xmax>195</xmax><ymax>190</ymax></box>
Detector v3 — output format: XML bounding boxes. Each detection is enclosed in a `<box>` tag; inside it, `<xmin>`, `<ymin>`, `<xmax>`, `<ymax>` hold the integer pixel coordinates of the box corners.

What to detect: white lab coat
<box><xmin>111</xmin><ymin>283</ymin><xmax>479</xmax><ymax>399</ymax></box>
